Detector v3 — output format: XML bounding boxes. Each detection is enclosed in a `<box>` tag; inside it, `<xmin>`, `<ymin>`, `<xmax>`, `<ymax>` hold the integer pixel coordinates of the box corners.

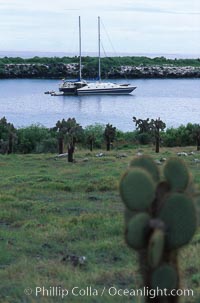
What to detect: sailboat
<box><xmin>59</xmin><ymin>17</ymin><xmax>136</xmax><ymax>95</ymax></box>
<box><xmin>59</xmin><ymin>17</ymin><xmax>88</xmax><ymax>95</ymax></box>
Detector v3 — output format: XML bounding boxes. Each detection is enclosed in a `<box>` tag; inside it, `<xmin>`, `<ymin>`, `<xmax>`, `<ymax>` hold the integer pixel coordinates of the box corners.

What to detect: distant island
<box><xmin>0</xmin><ymin>56</ymin><xmax>200</xmax><ymax>79</ymax></box>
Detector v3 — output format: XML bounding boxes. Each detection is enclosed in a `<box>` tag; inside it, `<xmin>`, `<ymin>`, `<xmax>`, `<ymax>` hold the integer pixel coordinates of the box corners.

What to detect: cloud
<box><xmin>102</xmin><ymin>0</ymin><xmax>200</xmax><ymax>15</ymax></box>
<box><xmin>122</xmin><ymin>7</ymin><xmax>200</xmax><ymax>15</ymax></box>
<box><xmin>0</xmin><ymin>0</ymin><xmax>199</xmax><ymax>55</ymax></box>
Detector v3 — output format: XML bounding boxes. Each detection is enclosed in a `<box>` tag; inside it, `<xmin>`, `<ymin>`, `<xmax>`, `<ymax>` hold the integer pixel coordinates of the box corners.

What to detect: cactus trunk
<box><xmin>58</xmin><ymin>137</ymin><xmax>64</xmax><ymax>154</ymax></box>
<box><xmin>67</xmin><ymin>143</ymin><xmax>74</xmax><ymax>162</ymax></box>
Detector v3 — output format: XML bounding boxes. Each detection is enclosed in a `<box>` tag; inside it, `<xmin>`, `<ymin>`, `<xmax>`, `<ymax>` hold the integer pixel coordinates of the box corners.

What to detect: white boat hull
<box><xmin>77</xmin><ymin>85</ymin><xmax>136</xmax><ymax>96</ymax></box>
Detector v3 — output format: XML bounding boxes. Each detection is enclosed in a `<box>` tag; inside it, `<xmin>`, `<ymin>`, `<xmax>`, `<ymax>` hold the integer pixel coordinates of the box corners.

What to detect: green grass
<box><xmin>0</xmin><ymin>146</ymin><xmax>200</xmax><ymax>302</ymax></box>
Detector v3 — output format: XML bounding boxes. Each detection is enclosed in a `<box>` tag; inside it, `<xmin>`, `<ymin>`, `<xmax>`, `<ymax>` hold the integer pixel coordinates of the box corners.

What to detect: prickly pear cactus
<box><xmin>148</xmin><ymin>229</ymin><xmax>165</xmax><ymax>269</ymax></box>
<box><xmin>120</xmin><ymin>168</ymin><xmax>156</xmax><ymax>211</ymax></box>
<box><xmin>119</xmin><ymin>155</ymin><xmax>199</xmax><ymax>303</ymax></box>
<box><xmin>126</xmin><ymin>213</ymin><xmax>151</xmax><ymax>249</ymax></box>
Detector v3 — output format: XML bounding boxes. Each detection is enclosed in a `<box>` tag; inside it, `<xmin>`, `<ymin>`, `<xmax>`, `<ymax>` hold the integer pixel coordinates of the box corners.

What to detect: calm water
<box><xmin>0</xmin><ymin>78</ymin><xmax>200</xmax><ymax>131</ymax></box>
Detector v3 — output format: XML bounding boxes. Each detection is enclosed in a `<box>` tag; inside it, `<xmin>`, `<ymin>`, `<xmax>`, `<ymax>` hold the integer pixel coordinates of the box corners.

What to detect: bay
<box><xmin>0</xmin><ymin>78</ymin><xmax>199</xmax><ymax>131</ymax></box>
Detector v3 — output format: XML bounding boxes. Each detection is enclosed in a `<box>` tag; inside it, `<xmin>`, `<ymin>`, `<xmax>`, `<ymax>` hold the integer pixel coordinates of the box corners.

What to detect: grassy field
<box><xmin>0</xmin><ymin>146</ymin><xmax>200</xmax><ymax>303</ymax></box>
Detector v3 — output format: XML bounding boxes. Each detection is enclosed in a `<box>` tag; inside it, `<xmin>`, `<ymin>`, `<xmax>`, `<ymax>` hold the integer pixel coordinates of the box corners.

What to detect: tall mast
<box><xmin>79</xmin><ymin>16</ymin><xmax>82</xmax><ymax>81</ymax></box>
<box><xmin>98</xmin><ymin>16</ymin><xmax>101</xmax><ymax>82</ymax></box>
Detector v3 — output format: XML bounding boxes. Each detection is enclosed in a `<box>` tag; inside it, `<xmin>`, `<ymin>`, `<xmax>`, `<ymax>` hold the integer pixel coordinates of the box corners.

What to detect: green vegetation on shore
<box><xmin>0</xmin><ymin>55</ymin><xmax>200</xmax><ymax>67</ymax></box>
<box><xmin>1</xmin><ymin>116</ymin><xmax>200</xmax><ymax>156</ymax></box>
<box><xmin>1</xmin><ymin>56</ymin><xmax>200</xmax><ymax>79</ymax></box>
<box><xmin>0</xmin><ymin>146</ymin><xmax>200</xmax><ymax>303</ymax></box>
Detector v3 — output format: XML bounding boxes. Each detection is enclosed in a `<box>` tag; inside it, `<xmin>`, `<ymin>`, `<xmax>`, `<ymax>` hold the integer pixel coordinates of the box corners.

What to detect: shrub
<box><xmin>163</xmin><ymin>124</ymin><xmax>196</xmax><ymax>147</ymax></box>
<box><xmin>16</xmin><ymin>125</ymin><xmax>51</xmax><ymax>153</ymax></box>
<box><xmin>84</xmin><ymin>124</ymin><xmax>105</xmax><ymax>149</ymax></box>
<box><xmin>136</xmin><ymin>132</ymin><xmax>152</xmax><ymax>145</ymax></box>
<box><xmin>35</xmin><ymin>138</ymin><xmax>57</xmax><ymax>153</ymax></box>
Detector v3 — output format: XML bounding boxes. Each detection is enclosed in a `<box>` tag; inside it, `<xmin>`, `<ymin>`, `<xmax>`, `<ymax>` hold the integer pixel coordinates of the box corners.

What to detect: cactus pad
<box><xmin>126</xmin><ymin>213</ymin><xmax>150</xmax><ymax>249</ymax></box>
<box><xmin>120</xmin><ymin>168</ymin><xmax>155</xmax><ymax>211</ymax></box>
<box><xmin>130</xmin><ymin>155</ymin><xmax>160</xmax><ymax>182</ymax></box>
<box><xmin>151</xmin><ymin>264</ymin><xmax>178</xmax><ymax>291</ymax></box>
<box><xmin>185</xmin><ymin>175</ymin><xmax>196</xmax><ymax>196</ymax></box>
<box><xmin>164</xmin><ymin>157</ymin><xmax>190</xmax><ymax>191</ymax></box>
<box><xmin>148</xmin><ymin>229</ymin><xmax>165</xmax><ymax>268</ymax></box>
<box><xmin>124</xmin><ymin>208</ymin><xmax>137</xmax><ymax>225</ymax></box>
<box><xmin>159</xmin><ymin>193</ymin><xmax>197</xmax><ymax>249</ymax></box>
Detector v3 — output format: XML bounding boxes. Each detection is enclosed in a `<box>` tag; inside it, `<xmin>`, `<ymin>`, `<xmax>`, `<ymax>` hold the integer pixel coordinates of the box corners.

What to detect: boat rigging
<box><xmin>58</xmin><ymin>17</ymin><xmax>137</xmax><ymax>96</ymax></box>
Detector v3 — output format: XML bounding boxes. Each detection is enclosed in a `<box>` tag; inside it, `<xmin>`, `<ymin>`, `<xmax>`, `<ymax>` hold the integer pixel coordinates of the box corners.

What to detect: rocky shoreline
<box><xmin>0</xmin><ymin>63</ymin><xmax>200</xmax><ymax>79</ymax></box>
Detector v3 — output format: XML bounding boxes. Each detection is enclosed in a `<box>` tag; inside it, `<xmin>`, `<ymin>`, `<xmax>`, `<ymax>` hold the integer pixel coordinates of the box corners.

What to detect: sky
<box><xmin>0</xmin><ymin>0</ymin><xmax>200</xmax><ymax>57</ymax></box>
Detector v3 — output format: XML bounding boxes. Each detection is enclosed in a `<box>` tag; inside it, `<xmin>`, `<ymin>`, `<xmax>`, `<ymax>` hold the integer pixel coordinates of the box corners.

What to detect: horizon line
<box><xmin>0</xmin><ymin>50</ymin><xmax>199</xmax><ymax>59</ymax></box>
